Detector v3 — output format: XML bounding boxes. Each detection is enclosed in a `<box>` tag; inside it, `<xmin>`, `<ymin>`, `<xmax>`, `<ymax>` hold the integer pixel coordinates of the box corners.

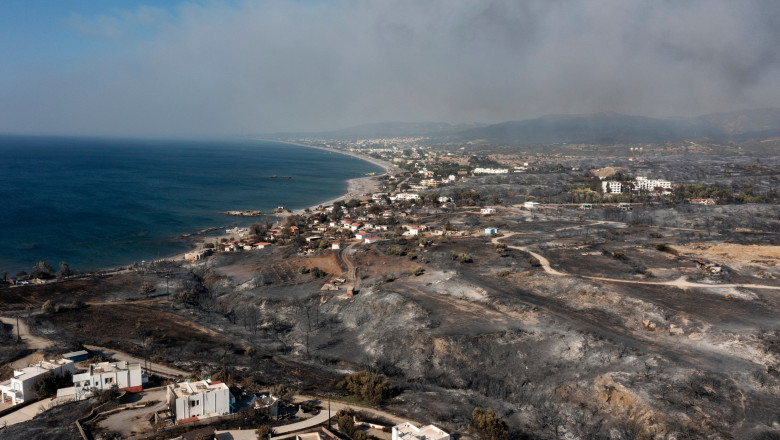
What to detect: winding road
<box><xmin>493</xmin><ymin>232</ymin><xmax>780</xmax><ymax>291</ymax></box>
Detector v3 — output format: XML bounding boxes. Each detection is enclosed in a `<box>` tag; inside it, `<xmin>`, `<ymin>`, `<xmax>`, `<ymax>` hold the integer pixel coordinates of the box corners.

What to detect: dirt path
<box><xmin>494</xmin><ymin>232</ymin><xmax>780</xmax><ymax>291</ymax></box>
<box><xmin>0</xmin><ymin>315</ymin><xmax>53</xmax><ymax>369</ymax></box>
<box><xmin>0</xmin><ymin>315</ymin><xmax>51</xmax><ymax>350</ymax></box>
<box><xmin>341</xmin><ymin>243</ymin><xmax>360</xmax><ymax>291</ymax></box>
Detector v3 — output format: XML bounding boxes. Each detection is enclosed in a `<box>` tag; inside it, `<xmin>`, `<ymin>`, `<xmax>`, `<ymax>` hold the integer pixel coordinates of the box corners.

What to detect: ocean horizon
<box><xmin>0</xmin><ymin>135</ymin><xmax>383</xmax><ymax>274</ymax></box>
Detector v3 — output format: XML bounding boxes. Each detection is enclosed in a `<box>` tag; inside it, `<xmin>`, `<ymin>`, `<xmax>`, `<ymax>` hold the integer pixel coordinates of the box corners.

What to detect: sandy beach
<box><xmin>165</xmin><ymin>144</ymin><xmax>399</xmax><ymax>259</ymax></box>
<box><xmin>276</xmin><ymin>142</ymin><xmax>401</xmax><ymax>215</ymax></box>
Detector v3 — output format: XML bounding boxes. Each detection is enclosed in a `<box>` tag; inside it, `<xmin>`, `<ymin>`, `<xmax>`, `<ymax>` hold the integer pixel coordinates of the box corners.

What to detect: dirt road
<box><xmin>494</xmin><ymin>232</ymin><xmax>780</xmax><ymax>291</ymax></box>
<box><xmin>0</xmin><ymin>315</ymin><xmax>53</xmax><ymax>369</ymax></box>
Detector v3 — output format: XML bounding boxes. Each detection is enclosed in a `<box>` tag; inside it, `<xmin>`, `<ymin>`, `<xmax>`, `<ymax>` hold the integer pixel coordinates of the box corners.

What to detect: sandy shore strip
<box><xmin>151</xmin><ymin>143</ymin><xmax>399</xmax><ymax>262</ymax></box>
<box><xmin>268</xmin><ymin>141</ymin><xmax>402</xmax><ymax>216</ymax></box>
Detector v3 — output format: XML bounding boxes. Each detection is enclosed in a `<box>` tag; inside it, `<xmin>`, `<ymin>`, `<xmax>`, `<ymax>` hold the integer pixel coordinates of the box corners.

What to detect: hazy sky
<box><xmin>1</xmin><ymin>0</ymin><xmax>779</xmax><ymax>137</ymax></box>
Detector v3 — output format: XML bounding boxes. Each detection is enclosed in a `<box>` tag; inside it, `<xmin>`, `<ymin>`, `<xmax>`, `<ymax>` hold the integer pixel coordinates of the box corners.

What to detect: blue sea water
<box><xmin>0</xmin><ymin>135</ymin><xmax>383</xmax><ymax>273</ymax></box>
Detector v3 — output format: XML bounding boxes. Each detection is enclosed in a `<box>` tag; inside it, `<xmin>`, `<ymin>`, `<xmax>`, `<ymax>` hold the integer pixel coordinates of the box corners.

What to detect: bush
<box><xmin>270</xmin><ymin>384</ymin><xmax>294</xmax><ymax>402</ymax></box>
<box><xmin>528</xmin><ymin>257</ymin><xmax>541</xmax><ymax>267</ymax></box>
<box><xmin>337</xmin><ymin>370</ymin><xmax>392</xmax><ymax>405</ymax></box>
<box><xmin>655</xmin><ymin>243</ymin><xmax>679</xmax><ymax>255</ymax></box>
<box><xmin>612</xmin><ymin>251</ymin><xmax>627</xmax><ymax>260</ymax></box>
<box><xmin>139</xmin><ymin>281</ymin><xmax>156</xmax><ymax>296</ymax></box>
<box><xmin>255</xmin><ymin>425</ymin><xmax>272</xmax><ymax>439</ymax></box>
<box><xmin>495</xmin><ymin>243</ymin><xmax>507</xmax><ymax>253</ymax></box>
<box><xmin>450</xmin><ymin>251</ymin><xmax>473</xmax><ymax>263</ymax></box>
<box><xmin>311</xmin><ymin>267</ymin><xmax>325</xmax><ymax>278</ymax></box>
<box><xmin>412</xmin><ymin>267</ymin><xmax>424</xmax><ymax>276</ymax></box>
<box><xmin>497</xmin><ymin>269</ymin><xmax>513</xmax><ymax>277</ymax></box>
<box><xmin>385</xmin><ymin>247</ymin><xmax>405</xmax><ymax>256</ymax></box>
<box><xmin>41</xmin><ymin>300</ymin><xmax>55</xmax><ymax>314</ymax></box>
<box><xmin>469</xmin><ymin>407</ymin><xmax>508</xmax><ymax>440</ymax></box>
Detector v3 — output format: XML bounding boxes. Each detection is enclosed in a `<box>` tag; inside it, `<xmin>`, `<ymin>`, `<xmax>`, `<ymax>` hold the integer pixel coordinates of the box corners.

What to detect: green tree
<box><xmin>469</xmin><ymin>407</ymin><xmax>508</xmax><ymax>440</ymax></box>
<box><xmin>32</xmin><ymin>373</ymin><xmax>58</xmax><ymax>397</ymax></box>
<box><xmin>337</xmin><ymin>370</ymin><xmax>392</xmax><ymax>405</ymax></box>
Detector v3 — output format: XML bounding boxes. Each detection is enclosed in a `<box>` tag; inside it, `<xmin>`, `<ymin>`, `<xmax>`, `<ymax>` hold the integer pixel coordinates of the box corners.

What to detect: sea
<box><xmin>0</xmin><ymin>135</ymin><xmax>383</xmax><ymax>274</ymax></box>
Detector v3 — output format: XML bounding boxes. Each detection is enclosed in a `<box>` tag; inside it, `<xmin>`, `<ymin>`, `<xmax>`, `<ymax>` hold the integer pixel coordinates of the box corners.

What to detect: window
<box><xmin>104</xmin><ymin>377</ymin><xmax>114</xmax><ymax>384</ymax></box>
<box><xmin>191</xmin><ymin>400</ymin><xmax>199</xmax><ymax>407</ymax></box>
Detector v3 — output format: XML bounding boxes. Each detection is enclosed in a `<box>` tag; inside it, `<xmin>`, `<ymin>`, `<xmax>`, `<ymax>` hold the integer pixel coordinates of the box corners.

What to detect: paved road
<box><xmin>217</xmin><ymin>394</ymin><xmax>411</xmax><ymax>440</ymax></box>
<box><xmin>0</xmin><ymin>396</ymin><xmax>75</xmax><ymax>427</ymax></box>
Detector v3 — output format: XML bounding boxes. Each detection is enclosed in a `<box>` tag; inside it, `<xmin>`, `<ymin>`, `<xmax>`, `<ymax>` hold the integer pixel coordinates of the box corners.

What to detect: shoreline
<box><xmin>154</xmin><ymin>142</ymin><xmax>397</xmax><ymax>263</ymax></box>
<box><xmin>6</xmin><ymin>142</ymin><xmax>398</xmax><ymax>275</ymax></box>
<box><xmin>261</xmin><ymin>140</ymin><xmax>400</xmax><ymax>216</ymax></box>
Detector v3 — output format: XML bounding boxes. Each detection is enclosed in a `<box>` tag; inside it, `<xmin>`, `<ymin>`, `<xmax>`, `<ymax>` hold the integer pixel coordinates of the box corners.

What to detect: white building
<box><xmin>0</xmin><ymin>359</ymin><xmax>77</xmax><ymax>405</ymax></box>
<box><xmin>472</xmin><ymin>168</ymin><xmax>509</xmax><ymax>175</ymax></box>
<box><xmin>167</xmin><ymin>380</ymin><xmax>232</xmax><ymax>423</ymax></box>
<box><xmin>601</xmin><ymin>181</ymin><xmax>624</xmax><ymax>194</ymax></box>
<box><xmin>73</xmin><ymin>361</ymin><xmax>143</xmax><ymax>399</ymax></box>
<box><xmin>392</xmin><ymin>422</ymin><xmax>450</xmax><ymax>440</ymax></box>
<box><xmin>523</xmin><ymin>201</ymin><xmax>541</xmax><ymax>209</ymax></box>
<box><xmin>635</xmin><ymin>177</ymin><xmax>672</xmax><ymax>192</ymax></box>
<box><xmin>480</xmin><ymin>208</ymin><xmax>496</xmax><ymax>215</ymax></box>
<box><xmin>393</xmin><ymin>193</ymin><xmax>420</xmax><ymax>201</ymax></box>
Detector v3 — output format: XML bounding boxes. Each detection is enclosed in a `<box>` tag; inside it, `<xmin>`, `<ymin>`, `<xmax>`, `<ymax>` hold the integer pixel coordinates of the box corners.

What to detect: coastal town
<box><xmin>1</xmin><ymin>135</ymin><xmax>779</xmax><ymax>439</ymax></box>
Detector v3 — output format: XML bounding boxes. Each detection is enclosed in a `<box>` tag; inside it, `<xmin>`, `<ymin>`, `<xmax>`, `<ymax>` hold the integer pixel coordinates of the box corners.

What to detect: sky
<box><xmin>1</xmin><ymin>0</ymin><xmax>779</xmax><ymax>137</ymax></box>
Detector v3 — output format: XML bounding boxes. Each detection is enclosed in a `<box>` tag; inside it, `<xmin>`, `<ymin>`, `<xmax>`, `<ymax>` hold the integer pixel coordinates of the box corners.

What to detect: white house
<box><xmin>472</xmin><ymin>168</ymin><xmax>509</xmax><ymax>175</ymax></box>
<box><xmin>523</xmin><ymin>201</ymin><xmax>541</xmax><ymax>209</ymax></box>
<box><xmin>355</xmin><ymin>232</ymin><xmax>371</xmax><ymax>240</ymax></box>
<box><xmin>167</xmin><ymin>380</ymin><xmax>232</xmax><ymax>423</ymax></box>
<box><xmin>484</xmin><ymin>228</ymin><xmax>499</xmax><ymax>234</ymax></box>
<box><xmin>392</xmin><ymin>422</ymin><xmax>450</xmax><ymax>440</ymax></box>
<box><xmin>601</xmin><ymin>181</ymin><xmax>624</xmax><ymax>194</ymax></box>
<box><xmin>0</xmin><ymin>359</ymin><xmax>77</xmax><ymax>405</ymax></box>
<box><xmin>364</xmin><ymin>236</ymin><xmax>382</xmax><ymax>244</ymax></box>
<box><xmin>393</xmin><ymin>193</ymin><xmax>420</xmax><ymax>201</ymax></box>
<box><xmin>73</xmin><ymin>361</ymin><xmax>143</xmax><ymax>399</ymax></box>
<box><xmin>254</xmin><ymin>242</ymin><xmax>272</xmax><ymax>249</ymax></box>
<box><xmin>331</xmin><ymin>243</ymin><xmax>341</xmax><ymax>250</ymax></box>
<box><xmin>480</xmin><ymin>208</ymin><xmax>496</xmax><ymax>215</ymax></box>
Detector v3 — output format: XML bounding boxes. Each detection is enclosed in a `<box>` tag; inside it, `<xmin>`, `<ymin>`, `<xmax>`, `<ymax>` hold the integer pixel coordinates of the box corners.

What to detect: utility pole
<box><xmin>16</xmin><ymin>315</ymin><xmax>21</xmax><ymax>343</ymax></box>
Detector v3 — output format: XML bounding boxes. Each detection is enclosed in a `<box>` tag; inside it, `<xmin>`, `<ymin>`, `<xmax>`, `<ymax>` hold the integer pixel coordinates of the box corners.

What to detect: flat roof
<box><xmin>394</xmin><ymin>423</ymin><xmax>449</xmax><ymax>440</ymax></box>
<box><xmin>169</xmin><ymin>380</ymin><xmax>229</xmax><ymax>399</ymax></box>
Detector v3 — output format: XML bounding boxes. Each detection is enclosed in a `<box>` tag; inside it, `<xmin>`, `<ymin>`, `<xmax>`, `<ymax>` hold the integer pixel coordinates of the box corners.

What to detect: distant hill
<box><xmin>455</xmin><ymin>109</ymin><xmax>780</xmax><ymax>144</ymax></box>
<box><xmin>267</xmin><ymin>108</ymin><xmax>780</xmax><ymax>145</ymax></box>
<box><xmin>267</xmin><ymin>121</ymin><xmax>486</xmax><ymax>141</ymax></box>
